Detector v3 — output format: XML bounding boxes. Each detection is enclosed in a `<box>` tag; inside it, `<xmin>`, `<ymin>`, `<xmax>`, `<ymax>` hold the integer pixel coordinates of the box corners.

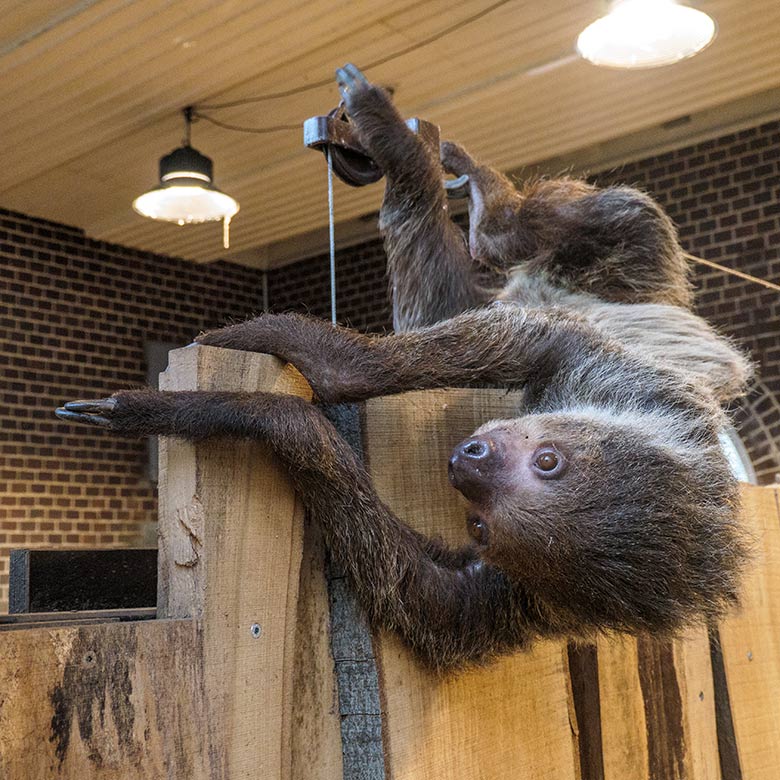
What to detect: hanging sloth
<box><xmin>58</xmin><ymin>64</ymin><xmax>752</xmax><ymax>672</ymax></box>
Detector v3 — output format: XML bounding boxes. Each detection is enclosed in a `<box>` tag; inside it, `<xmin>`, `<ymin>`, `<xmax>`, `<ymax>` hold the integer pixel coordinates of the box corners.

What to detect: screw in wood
<box><xmin>250</xmin><ymin>623</ymin><xmax>262</xmax><ymax>639</ymax></box>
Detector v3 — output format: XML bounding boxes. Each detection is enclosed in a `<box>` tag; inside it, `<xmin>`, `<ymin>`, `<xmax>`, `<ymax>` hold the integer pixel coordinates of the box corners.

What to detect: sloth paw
<box><xmin>440</xmin><ymin>141</ymin><xmax>477</xmax><ymax>175</ymax></box>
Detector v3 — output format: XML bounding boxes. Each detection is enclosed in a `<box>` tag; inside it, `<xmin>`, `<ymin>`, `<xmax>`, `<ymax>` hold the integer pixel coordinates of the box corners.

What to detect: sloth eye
<box><xmin>532</xmin><ymin>446</ymin><xmax>566</xmax><ymax>478</ymax></box>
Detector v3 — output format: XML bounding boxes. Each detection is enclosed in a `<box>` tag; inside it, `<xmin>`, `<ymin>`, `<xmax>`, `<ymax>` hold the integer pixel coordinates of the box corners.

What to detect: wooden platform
<box><xmin>1</xmin><ymin>345</ymin><xmax>777</xmax><ymax>779</ymax></box>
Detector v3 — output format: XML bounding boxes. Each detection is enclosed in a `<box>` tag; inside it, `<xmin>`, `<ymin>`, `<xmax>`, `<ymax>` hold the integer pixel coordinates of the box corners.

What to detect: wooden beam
<box><xmin>360</xmin><ymin>389</ymin><xmax>728</xmax><ymax>780</ymax></box>
<box><xmin>157</xmin><ymin>344</ymin><xmax>342</xmax><ymax>779</ymax></box>
<box><xmin>363</xmin><ymin>389</ymin><xmax>581</xmax><ymax>780</ymax></box>
<box><xmin>0</xmin><ymin>607</ymin><xmax>156</xmax><ymax>631</ymax></box>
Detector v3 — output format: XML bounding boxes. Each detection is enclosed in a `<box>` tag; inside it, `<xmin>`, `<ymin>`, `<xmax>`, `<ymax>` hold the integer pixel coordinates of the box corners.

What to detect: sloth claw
<box><xmin>56</xmin><ymin>398</ymin><xmax>117</xmax><ymax>428</ymax></box>
<box><xmin>335</xmin><ymin>63</ymin><xmax>370</xmax><ymax>102</ymax></box>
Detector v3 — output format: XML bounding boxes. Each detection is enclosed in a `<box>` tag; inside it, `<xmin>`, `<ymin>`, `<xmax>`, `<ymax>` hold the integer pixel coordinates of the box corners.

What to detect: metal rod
<box><xmin>327</xmin><ymin>146</ymin><xmax>337</xmax><ymax>324</ymax></box>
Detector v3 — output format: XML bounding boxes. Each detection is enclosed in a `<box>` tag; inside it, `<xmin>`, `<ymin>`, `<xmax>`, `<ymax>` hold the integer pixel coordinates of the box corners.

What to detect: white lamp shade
<box><xmin>133</xmin><ymin>185</ymin><xmax>239</xmax><ymax>224</ymax></box>
<box><xmin>577</xmin><ymin>0</ymin><xmax>716</xmax><ymax>69</ymax></box>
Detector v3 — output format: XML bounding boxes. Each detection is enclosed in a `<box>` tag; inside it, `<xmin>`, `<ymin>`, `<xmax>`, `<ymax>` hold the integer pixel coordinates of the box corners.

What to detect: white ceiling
<box><xmin>1</xmin><ymin>1</ymin><xmax>779</xmax><ymax>267</ymax></box>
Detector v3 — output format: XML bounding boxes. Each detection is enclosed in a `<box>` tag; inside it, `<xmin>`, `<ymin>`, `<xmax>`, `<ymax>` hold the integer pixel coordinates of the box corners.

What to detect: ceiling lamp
<box><xmin>133</xmin><ymin>107</ymin><xmax>239</xmax><ymax>248</ymax></box>
<box><xmin>577</xmin><ymin>0</ymin><xmax>717</xmax><ymax>69</ymax></box>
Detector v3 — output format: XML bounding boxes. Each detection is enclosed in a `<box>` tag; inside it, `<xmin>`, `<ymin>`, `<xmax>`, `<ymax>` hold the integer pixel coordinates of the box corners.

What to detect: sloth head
<box><xmin>448</xmin><ymin>410</ymin><xmax>748</xmax><ymax>633</ymax></box>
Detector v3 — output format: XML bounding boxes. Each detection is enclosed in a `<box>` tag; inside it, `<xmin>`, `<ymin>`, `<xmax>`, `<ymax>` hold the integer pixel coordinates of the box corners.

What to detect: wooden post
<box><xmin>157</xmin><ymin>344</ymin><xmax>342</xmax><ymax>780</ymax></box>
<box><xmin>362</xmin><ymin>390</ymin><xmax>581</xmax><ymax>780</ymax></box>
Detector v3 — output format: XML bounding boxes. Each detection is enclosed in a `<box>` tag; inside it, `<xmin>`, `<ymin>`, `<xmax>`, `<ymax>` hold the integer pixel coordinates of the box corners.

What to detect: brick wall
<box><xmin>269</xmin><ymin>120</ymin><xmax>780</xmax><ymax>483</ymax></box>
<box><xmin>0</xmin><ymin>211</ymin><xmax>266</xmax><ymax>610</ymax></box>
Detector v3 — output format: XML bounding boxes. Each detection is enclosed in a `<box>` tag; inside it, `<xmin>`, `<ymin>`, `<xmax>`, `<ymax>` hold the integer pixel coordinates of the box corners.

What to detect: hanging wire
<box><xmin>183</xmin><ymin>106</ymin><xmax>193</xmax><ymax>145</ymax></box>
<box><xmin>197</xmin><ymin>0</ymin><xmax>513</xmax><ymax>111</ymax></box>
<box><xmin>327</xmin><ymin>146</ymin><xmax>337</xmax><ymax>324</ymax></box>
<box><xmin>193</xmin><ymin>110</ymin><xmax>299</xmax><ymax>135</ymax></box>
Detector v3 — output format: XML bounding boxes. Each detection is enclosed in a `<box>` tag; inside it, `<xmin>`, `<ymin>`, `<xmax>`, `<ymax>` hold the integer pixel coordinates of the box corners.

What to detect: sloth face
<box><xmin>448</xmin><ymin>411</ymin><xmax>745</xmax><ymax>632</ymax></box>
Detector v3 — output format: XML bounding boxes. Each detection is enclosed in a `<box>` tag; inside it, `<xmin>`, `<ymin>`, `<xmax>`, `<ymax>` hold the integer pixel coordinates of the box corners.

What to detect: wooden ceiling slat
<box><xmin>2</xmin><ymin>0</ymin><xmax>780</xmax><ymax>266</ymax></box>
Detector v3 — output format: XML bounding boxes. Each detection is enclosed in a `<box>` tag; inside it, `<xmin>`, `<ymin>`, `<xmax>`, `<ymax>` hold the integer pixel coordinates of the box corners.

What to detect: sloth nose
<box><xmin>448</xmin><ymin>437</ymin><xmax>500</xmax><ymax>500</ymax></box>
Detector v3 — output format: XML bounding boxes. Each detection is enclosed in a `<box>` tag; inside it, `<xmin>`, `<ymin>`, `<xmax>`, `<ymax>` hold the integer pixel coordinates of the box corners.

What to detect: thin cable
<box><xmin>198</xmin><ymin>0</ymin><xmax>513</xmax><ymax>110</ymax></box>
<box><xmin>193</xmin><ymin>111</ymin><xmax>299</xmax><ymax>134</ymax></box>
<box><xmin>327</xmin><ymin>146</ymin><xmax>337</xmax><ymax>324</ymax></box>
<box><xmin>683</xmin><ymin>251</ymin><xmax>780</xmax><ymax>294</ymax></box>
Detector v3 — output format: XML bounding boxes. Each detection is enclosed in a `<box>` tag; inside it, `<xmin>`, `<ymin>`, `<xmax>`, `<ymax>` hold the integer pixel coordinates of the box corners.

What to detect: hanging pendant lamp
<box><xmin>577</xmin><ymin>0</ymin><xmax>716</xmax><ymax>69</ymax></box>
<box><xmin>133</xmin><ymin>107</ymin><xmax>239</xmax><ymax>248</ymax></box>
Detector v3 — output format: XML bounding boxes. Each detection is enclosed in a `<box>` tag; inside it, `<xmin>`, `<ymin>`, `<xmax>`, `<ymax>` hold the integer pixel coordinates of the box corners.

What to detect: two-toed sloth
<box><xmin>58</xmin><ymin>64</ymin><xmax>751</xmax><ymax>672</ymax></box>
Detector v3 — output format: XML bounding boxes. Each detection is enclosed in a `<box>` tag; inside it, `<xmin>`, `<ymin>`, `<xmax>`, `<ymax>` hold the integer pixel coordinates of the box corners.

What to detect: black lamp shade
<box><xmin>159</xmin><ymin>144</ymin><xmax>214</xmax><ymax>184</ymax></box>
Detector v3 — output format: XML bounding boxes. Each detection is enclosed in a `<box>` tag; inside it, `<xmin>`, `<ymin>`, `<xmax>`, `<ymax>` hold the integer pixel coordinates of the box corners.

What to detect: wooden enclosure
<box><xmin>1</xmin><ymin>344</ymin><xmax>779</xmax><ymax>779</ymax></box>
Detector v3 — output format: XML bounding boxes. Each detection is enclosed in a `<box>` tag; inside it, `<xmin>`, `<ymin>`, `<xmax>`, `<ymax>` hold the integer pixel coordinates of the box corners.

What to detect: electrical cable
<box><xmin>193</xmin><ymin>110</ymin><xmax>299</xmax><ymax>134</ymax></box>
<box><xmin>197</xmin><ymin>0</ymin><xmax>513</xmax><ymax>111</ymax></box>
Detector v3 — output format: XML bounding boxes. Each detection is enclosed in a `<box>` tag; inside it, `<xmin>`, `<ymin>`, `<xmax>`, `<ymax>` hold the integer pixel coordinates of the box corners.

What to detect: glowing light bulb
<box><xmin>577</xmin><ymin>0</ymin><xmax>716</xmax><ymax>69</ymax></box>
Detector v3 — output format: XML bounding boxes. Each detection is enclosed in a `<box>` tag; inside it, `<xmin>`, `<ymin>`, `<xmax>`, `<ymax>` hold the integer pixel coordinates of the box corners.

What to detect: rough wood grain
<box><xmin>157</xmin><ymin>345</ymin><xmax>338</xmax><ymax>780</ymax></box>
<box><xmin>364</xmin><ymin>389</ymin><xmax>580</xmax><ymax>780</ymax></box>
<box><xmin>597</xmin><ymin>634</ymin><xmax>650</xmax><ymax>780</ymax></box>
<box><xmin>718</xmin><ymin>486</ymin><xmax>780</xmax><ymax>779</ymax></box>
<box><xmin>673</xmin><ymin>627</ymin><xmax>721</xmax><ymax>780</ymax></box>
<box><xmin>290</xmin><ymin>515</ymin><xmax>345</xmax><ymax>780</ymax></box>
<box><xmin>0</xmin><ymin>619</ymin><xmax>208</xmax><ymax>778</ymax></box>
<box><xmin>597</xmin><ymin>629</ymin><xmax>719</xmax><ymax>780</ymax></box>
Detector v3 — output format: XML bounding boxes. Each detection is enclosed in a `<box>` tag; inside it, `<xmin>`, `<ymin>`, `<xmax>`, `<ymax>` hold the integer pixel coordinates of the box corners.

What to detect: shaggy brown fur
<box><xmin>57</xmin><ymin>64</ymin><xmax>752</xmax><ymax>672</ymax></box>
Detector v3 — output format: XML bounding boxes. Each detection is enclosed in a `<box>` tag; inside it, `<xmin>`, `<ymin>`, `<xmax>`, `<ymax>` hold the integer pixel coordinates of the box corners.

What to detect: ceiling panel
<box><xmin>1</xmin><ymin>1</ymin><xmax>778</xmax><ymax>267</ymax></box>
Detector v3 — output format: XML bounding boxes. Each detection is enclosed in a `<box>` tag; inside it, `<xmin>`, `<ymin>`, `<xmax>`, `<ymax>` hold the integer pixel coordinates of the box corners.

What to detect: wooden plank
<box><xmin>363</xmin><ymin>389</ymin><xmax>580</xmax><ymax>780</ymax></box>
<box><xmin>363</xmin><ymin>388</ymin><xmax>727</xmax><ymax>780</ymax></box>
<box><xmin>290</xmin><ymin>514</ymin><xmax>345</xmax><ymax>780</ymax></box>
<box><xmin>597</xmin><ymin>634</ymin><xmax>650</xmax><ymax>780</ymax></box>
<box><xmin>157</xmin><ymin>344</ymin><xmax>343</xmax><ymax>780</ymax></box>
<box><xmin>597</xmin><ymin>629</ymin><xmax>720</xmax><ymax>780</ymax></box>
<box><xmin>0</xmin><ymin>618</ymin><xmax>209</xmax><ymax>778</ymax></box>
<box><xmin>717</xmin><ymin>485</ymin><xmax>780</xmax><ymax>779</ymax></box>
<box><xmin>8</xmin><ymin>548</ymin><xmax>157</xmax><ymax>613</ymax></box>
<box><xmin>673</xmin><ymin>627</ymin><xmax>721</xmax><ymax>780</ymax></box>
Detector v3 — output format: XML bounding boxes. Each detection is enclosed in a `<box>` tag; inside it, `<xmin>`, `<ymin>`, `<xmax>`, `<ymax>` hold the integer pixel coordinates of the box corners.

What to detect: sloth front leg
<box><xmin>56</xmin><ymin>388</ymin><xmax>539</xmax><ymax>671</ymax></box>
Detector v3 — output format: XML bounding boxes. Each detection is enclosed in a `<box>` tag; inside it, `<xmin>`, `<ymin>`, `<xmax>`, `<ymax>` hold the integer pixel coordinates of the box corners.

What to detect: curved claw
<box><xmin>56</xmin><ymin>398</ymin><xmax>117</xmax><ymax>428</ymax></box>
<box><xmin>63</xmin><ymin>398</ymin><xmax>118</xmax><ymax>413</ymax></box>
<box><xmin>55</xmin><ymin>408</ymin><xmax>112</xmax><ymax>427</ymax></box>
<box><xmin>335</xmin><ymin>63</ymin><xmax>369</xmax><ymax>102</ymax></box>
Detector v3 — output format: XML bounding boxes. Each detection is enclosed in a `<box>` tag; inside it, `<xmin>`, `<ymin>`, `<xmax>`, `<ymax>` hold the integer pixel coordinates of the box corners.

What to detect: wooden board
<box><xmin>158</xmin><ymin>344</ymin><xmax>342</xmax><ymax>780</ymax></box>
<box><xmin>364</xmin><ymin>389</ymin><xmax>581</xmax><ymax>780</ymax></box>
<box><xmin>0</xmin><ymin>618</ymin><xmax>208</xmax><ymax>778</ymax></box>
<box><xmin>290</xmin><ymin>515</ymin><xmax>345</xmax><ymax>780</ymax></box>
<box><xmin>595</xmin><ymin>628</ymin><xmax>720</xmax><ymax>780</ymax></box>
<box><xmin>717</xmin><ymin>486</ymin><xmax>780</xmax><ymax>779</ymax></box>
